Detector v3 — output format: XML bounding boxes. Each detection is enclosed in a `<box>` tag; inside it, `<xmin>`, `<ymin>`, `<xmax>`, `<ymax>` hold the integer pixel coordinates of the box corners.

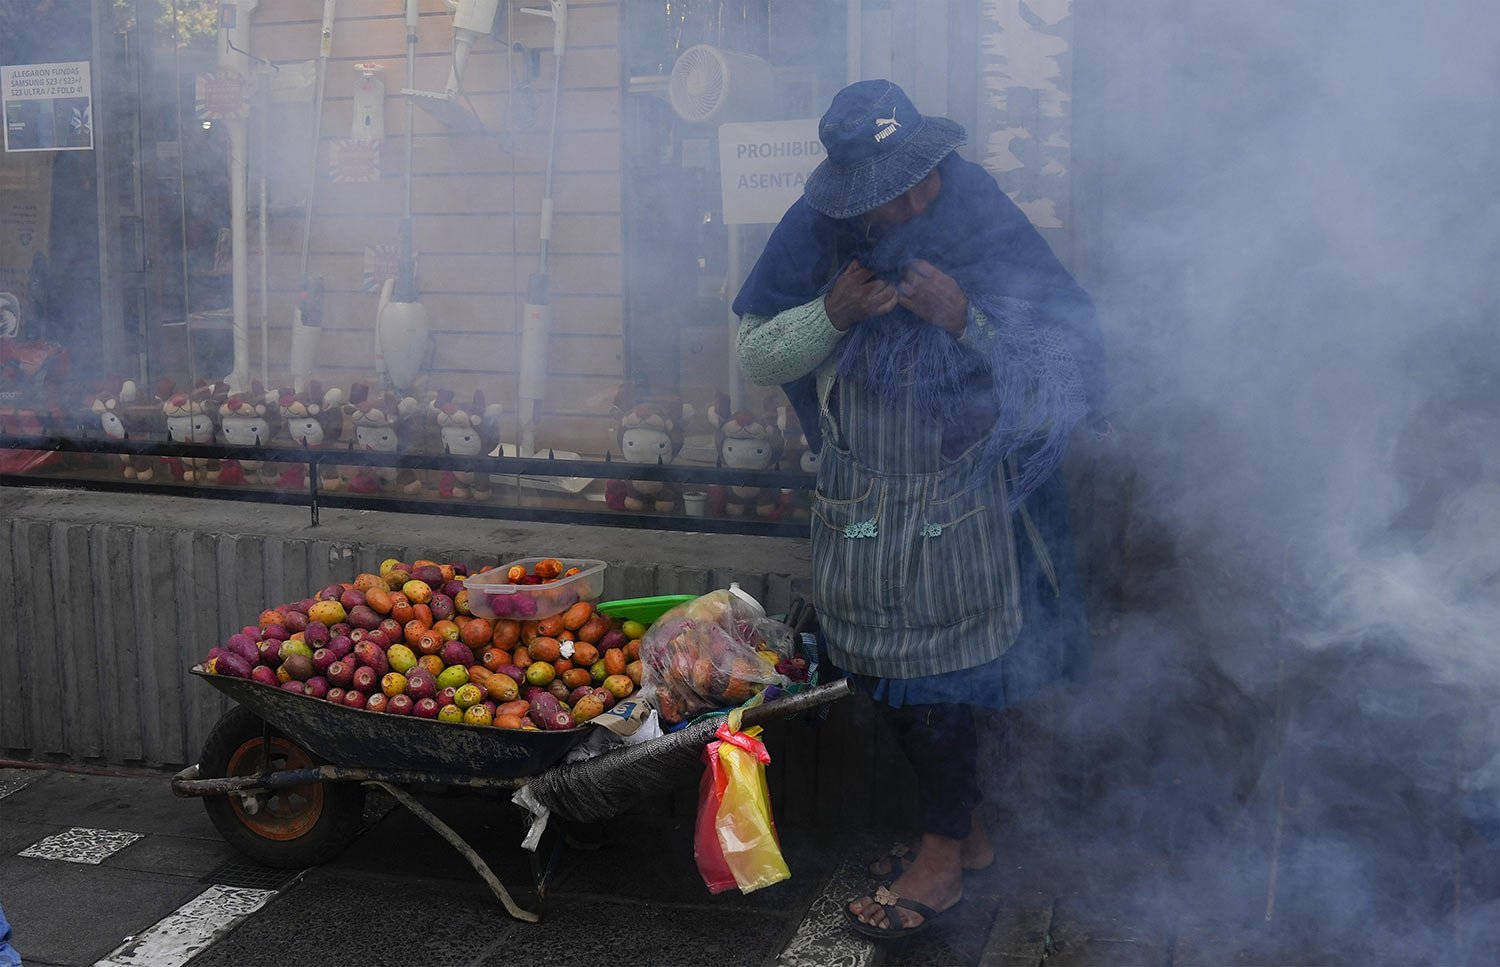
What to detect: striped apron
<box><xmin>811</xmin><ymin>359</ymin><xmax>1027</xmax><ymax>679</ymax></box>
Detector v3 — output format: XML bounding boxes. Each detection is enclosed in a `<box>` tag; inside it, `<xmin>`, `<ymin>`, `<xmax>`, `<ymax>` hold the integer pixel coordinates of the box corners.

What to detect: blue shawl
<box><xmin>733</xmin><ymin>154</ymin><xmax>1106</xmax><ymax>509</ymax></box>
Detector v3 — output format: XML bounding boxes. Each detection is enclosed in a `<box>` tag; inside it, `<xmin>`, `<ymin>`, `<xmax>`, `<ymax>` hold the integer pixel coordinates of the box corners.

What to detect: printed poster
<box><xmin>2</xmin><ymin>62</ymin><xmax>93</xmax><ymax>152</ymax></box>
<box><xmin>717</xmin><ymin>119</ymin><xmax>824</xmax><ymax>225</ymax></box>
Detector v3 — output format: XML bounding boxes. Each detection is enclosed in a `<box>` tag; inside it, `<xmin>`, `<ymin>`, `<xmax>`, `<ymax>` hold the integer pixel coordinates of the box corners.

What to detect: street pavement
<box><xmin>0</xmin><ymin>764</ymin><xmax>879</xmax><ymax>967</ymax></box>
<box><xmin>2</xmin><ymin>764</ymin><xmax>1493</xmax><ymax>966</ymax></box>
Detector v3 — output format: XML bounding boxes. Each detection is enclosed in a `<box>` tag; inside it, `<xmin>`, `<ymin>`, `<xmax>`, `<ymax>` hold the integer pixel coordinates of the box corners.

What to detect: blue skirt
<box><xmin>845</xmin><ymin>470</ymin><xmax>1090</xmax><ymax>711</ymax></box>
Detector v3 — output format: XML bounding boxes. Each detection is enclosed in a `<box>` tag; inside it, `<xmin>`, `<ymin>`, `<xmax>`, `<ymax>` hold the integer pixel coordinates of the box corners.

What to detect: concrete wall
<box><xmin>0</xmin><ymin>485</ymin><xmax>811</xmax><ymax>770</ymax></box>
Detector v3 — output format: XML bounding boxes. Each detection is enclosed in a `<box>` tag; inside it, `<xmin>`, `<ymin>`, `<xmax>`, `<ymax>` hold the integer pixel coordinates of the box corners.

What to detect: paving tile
<box><xmin>777</xmin><ymin>853</ymin><xmax>877</xmax><ymax>967</ymax></box>
<box><xmin>977</xmin><ymin>905</ymin><xmax>1052</xmax><ymax>965</ymax></box>
<box><xmin>1036</xmin><ymin>895</ymin><xmax>1173</xmax><ymax>967</ymax></box>
<box><xmin>186</xmin><ymin>868</ymin><xmax>523</xmax><ymax>967</ymax></box>
<box><xmin>19</xmin><ymin>826</ymin><xmax>144</xmax><ymax>865</ymax></box>
<box><xmin>104</xmin><ymin>832</ymin><xmax>236</xmax><ymax>880</ymax></box>
<box><xmin>334</xmin><ymin>788</ymin><xmax>840</xmax><ymax>920</ymax></box>
<box><xmin>0</xmin><ymin>817</ymin><xmax>62</xmax><ymax>856</ymax></box>
<box><xmin>326</xmin><ymin>787</ymin><xmax>536</xmax><ymax>891</ymax></box>
<box><xmin>0</xmin><ymin>771</ymin><xmax>222</xmax><ymax>840</ymax></box>
<box><xmin>0</xmin><ymin>768</ymin><xmax>42</xmax><ymax>800</ymax></box>
<box><xmin>543</xmin><ymin>808</ymin><xmax>840</xmax><ymax>914</ymax></box>
<box><xmin>195</xmin><ymin>875</ymin><xmax>793</xmax><ymax>967</ymax></box>
<box><xmin>471</xmin><ymin>898</ymin><xmax>789</xmax><ymax>967</ymax></box>
<box><xmin>0</xmin><ymin>858</ymin><xmax>208</xmax><ymax>967</ymax></box>
<box><xmin>96</xmin><ymin>884</ymin><xmax>278</xmax><ymax>967</ymax></box>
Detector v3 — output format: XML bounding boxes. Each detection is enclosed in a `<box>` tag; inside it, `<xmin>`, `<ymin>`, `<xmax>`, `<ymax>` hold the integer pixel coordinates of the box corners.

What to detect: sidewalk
<box><xmin>2</xmin><ymin>762</ymin><xmax>1176</xmax><ymax>967</ymax></box>
<box><xmin>3</xmin><ymin>763</ymin><xmax>1492</xmax><ymax>966</ymax></box>
<box><xmin>0</xmin><ymin>764</ymin><xmax>872</xmax><ymax>967</ymax></box>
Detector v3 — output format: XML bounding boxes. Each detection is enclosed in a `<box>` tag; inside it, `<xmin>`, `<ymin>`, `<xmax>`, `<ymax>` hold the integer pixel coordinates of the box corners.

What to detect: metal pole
<box><xmin>92</xmin><ymin>0</ymin><xmax>124</xmax><ymax>366</ymax></box>
<box><xmin>538</xmin><ymin>1</ymin><xmax>566</xmax><ymax>279</ymax></box>
<box><xmin>405</xmin><ymin>0</ymin><xmax>418</xmax><ymax>223</ymax></box>
<box><xmin>298</xmin><ymin>1</ymin><xmax>336</xmax><ymax>280</ymax></box>
<box><xmin>258</xmin><ymin>86</ymin><xmax>270</xmax><ymax>385</ymax></box>
<box><xmin>221</xmin><ymin>1</ymin><xmax>261</xmax><ymax>390</ymax></box>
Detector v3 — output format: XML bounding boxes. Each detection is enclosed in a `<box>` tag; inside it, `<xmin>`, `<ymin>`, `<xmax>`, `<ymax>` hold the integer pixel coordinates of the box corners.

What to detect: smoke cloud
<box><xmin>985</xmin><ymin>0</ymin><xmax>1500</xmax><ymax>961</ymax></box>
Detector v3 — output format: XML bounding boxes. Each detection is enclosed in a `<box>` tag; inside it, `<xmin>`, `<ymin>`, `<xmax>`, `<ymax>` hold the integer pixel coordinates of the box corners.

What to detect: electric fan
<box><xmin>667</xmin><ymin>44</ymin><xmax>776</xmax><ymax>125</ymax></box>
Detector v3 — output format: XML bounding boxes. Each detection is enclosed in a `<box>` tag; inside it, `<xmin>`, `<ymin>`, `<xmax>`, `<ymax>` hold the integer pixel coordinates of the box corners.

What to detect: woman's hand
<box><xmin>898</xmin><ymin>260</ymin><xmax>968</xmax><ymax>336</ymax></box>
<box><xmin>824</xmin><ymin>259</ymin><xmax>899</xmax><ymax>331</ymax></box>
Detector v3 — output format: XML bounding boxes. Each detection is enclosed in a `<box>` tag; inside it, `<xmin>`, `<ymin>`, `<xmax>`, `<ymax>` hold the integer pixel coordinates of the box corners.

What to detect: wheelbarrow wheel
<box><xmin>200</xmin><ymin>704</ymin><xmax>366</xmax><ymax>868</ymax></box>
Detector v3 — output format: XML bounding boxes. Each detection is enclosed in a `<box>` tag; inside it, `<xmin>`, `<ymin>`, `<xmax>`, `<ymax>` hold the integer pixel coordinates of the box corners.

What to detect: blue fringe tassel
<box><xmin>836</xmin><ymin>294</ymin><xmax>1084</xmax><ymax>511</ymax></box>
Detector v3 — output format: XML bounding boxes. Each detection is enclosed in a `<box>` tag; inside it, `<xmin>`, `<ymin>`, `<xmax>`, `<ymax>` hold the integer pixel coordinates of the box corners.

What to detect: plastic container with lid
<box><xmin>596</xmin><ymin>594</ymin><xmax>697</xmax><ymax>626</ymax></box>
<box><xmin>462</xmin><ymin>558</ymin><xmax>607</xmax><ymax>620</ymax></box>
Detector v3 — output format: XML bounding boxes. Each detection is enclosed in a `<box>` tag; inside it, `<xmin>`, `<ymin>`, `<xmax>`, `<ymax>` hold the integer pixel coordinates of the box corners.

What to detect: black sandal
<box><xmin>867</xmin><ymin>842</ymin><xmax>914</xmax><ymax>879</ymax></box>
<box><xmin>843</xmin><ymin>884</ymin><xmax>960</xmax><ymax>940</ymax></box>
<box><xmin>867</xmin><ymin>841</ymin><xmax>994</xmax><ymax>880</ymax></box>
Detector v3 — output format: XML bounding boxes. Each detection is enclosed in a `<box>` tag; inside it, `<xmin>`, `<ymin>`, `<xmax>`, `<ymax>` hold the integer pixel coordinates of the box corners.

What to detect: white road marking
<box><xmin>93</xmin><ymin>884</ymin><xmax>277</xmax><ymax>967</ymax></box>
<box><xmin>777</xmin><ymin>854</ymin><xmax>877</xmax><ymax>967</ymax></box>
<box><xmin>18</xmin><ymin>827</ymin><xmax>144</xmax><ymax>864</ymax></box>
<box><xmin>0</xmin><ymin>770</ymin><xmax>40</xmax><ymax>801</ymax></box>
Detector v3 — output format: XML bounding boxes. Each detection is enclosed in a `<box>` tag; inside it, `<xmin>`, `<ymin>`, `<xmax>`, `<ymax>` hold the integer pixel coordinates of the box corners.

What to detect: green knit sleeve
<box><xmin>736</xmin><ymin>297</ymin><xmax>846</xmax><ymax>386</ymax></box>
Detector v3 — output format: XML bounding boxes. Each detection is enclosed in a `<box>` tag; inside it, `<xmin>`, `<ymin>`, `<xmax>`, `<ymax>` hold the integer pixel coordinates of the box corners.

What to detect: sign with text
<box><xmin>718</xmin><ymin>119</ymin><xmax>824</xmax><ymax>225</ymax></box>
<box><xmin>2</xmin><ymin>62</ymin><xmax>93</xmax><ymax>152</ymax></box>
<box><xmin>195</xmin><ymin>71</ymin><xmax>250</xmax><ymax>121</ymax></box>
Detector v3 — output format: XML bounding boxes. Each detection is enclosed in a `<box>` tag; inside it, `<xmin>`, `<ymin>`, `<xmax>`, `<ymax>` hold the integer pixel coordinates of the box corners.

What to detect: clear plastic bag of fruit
<box><xmin>639</xmin><ymin>584</ymin><xmax>794</xmax><ymax>723</ymax></box>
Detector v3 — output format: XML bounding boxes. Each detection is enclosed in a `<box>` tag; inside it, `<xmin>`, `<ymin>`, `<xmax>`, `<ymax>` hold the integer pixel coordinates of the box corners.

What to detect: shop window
<box><xmin>0</xmin><ymin>0</ymin><xmax>815</xmax><ymax>536</ymax></box>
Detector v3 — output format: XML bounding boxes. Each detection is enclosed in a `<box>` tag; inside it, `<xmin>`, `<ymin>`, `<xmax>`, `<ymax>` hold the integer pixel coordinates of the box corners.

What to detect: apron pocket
<box><xmin>902</xmin><ymin>487</ymin><xmax>1006</xmax><ymax>629</ymax></box>
<box><xmin>811</xmin><ymin>478</ymin><xmax>900</xmax><ymax>629</ymax></box>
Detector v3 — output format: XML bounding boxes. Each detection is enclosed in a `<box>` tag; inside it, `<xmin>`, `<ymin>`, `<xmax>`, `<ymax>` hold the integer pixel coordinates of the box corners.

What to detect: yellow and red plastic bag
<box><xmin>693</xmin><ymin>722</ymin><xmax>791</xmax><ymax>894</ymax></box>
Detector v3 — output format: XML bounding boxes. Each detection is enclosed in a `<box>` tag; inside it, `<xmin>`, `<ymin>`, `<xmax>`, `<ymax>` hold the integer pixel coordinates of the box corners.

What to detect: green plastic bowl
<box><xmin>596</xmin><ymin>594</ymin><xmax>697</xmax><ymax>626</ymax></box>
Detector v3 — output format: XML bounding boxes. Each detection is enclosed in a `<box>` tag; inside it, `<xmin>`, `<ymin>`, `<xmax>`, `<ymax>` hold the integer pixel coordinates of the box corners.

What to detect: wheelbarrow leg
<box><xmin>529</xmin><ymin>825</ymin><xmax>556</xmax><ymax>911</ymax></box>
<box><xmin>527</xmin><ymin>819</ymin><xmax>585</xmax><ymax>916</ymax></box>
<box><xmin>362</xmin><ymin>781</ymin><xmax>540</xmax><ymax>923</ymax></box>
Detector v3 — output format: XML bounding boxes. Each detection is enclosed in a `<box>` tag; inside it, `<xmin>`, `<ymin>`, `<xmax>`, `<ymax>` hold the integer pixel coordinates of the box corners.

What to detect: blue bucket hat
<box><xmin>802</xmin><ymin>80</ymin><xmax>966</xmax><ymax>219</ymax></box>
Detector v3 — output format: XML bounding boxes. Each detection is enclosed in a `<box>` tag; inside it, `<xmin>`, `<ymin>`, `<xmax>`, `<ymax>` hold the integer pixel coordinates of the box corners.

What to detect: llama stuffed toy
<box><xmin>86</xmin><ymin>377</ymin><xmax>156</xmax><ymax>481</ymax></box>
<box><xmin>343</xmin><ymin>384</ymin><xmax>425</xmax><ymax>495</ymax></box>
<box><xmin>605</xmin><ymin>400</ymin><xmax>685</xmax><ymax>514</ymax></box>
<box><xmin>431</xmin><ymin>389</ymin><xmax>502</xmax><ymax>499</ymax></box>
<box><xmin>708</xmin><ymin>395</ymin><xmax>786</xmax><ymax>519</ymax></box>
<box><xmin>161</xmin><ymin>380</ymin><xmax>227</xmax><ymax>483</ymax></box>
<box><xmin>277</xmin><ymin>381</ymin><xmax>345</xmax><ymax>491</ymax></box>
<box><xmin>217</xmin><ymin>381</ymin><xmax>279</xmax><ymax>487</ymax></box>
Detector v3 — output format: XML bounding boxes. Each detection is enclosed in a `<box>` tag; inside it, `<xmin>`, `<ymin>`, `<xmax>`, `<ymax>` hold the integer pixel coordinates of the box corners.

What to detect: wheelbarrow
<box><xmin>172</xmin><ymin>666</ymin><xmax>851</xmax><ymax>922</ymax></box>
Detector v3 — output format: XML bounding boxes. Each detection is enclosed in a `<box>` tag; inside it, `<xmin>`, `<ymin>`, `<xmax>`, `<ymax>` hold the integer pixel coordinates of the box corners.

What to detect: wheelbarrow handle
<box><xmin>737</xmin><ymin>678</ymin><xmax>851</xmax><ymax>729</ymax></box>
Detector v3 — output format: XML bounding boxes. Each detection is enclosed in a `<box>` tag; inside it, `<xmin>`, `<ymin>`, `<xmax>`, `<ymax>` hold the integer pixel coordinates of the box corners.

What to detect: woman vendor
<box><xmin>734</xmin><ymin>80</ymin><xmax>1108</xmax><ymax>939</ymax></box>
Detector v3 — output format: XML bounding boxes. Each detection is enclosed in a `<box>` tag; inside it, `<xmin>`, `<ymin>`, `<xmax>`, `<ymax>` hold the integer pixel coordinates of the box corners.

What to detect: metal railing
<box><xmin>0</xmin><ymin>433</ymin><xmax>815</xmax><ymax>537</ymax></box>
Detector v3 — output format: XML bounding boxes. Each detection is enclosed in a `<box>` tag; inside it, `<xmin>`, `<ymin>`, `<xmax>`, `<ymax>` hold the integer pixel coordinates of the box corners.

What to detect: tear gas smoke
<box><xmin>971</xmin><ymin>0</ymin><xmax>1499</xmax><ymax>960</ymax></box>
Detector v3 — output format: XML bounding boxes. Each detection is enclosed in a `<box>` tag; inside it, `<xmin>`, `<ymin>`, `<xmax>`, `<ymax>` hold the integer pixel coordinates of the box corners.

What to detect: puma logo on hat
<box><xmin>874</xmin><ymin>112</ymin><xmax>902</xmax><ymax>142</ymax></box>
